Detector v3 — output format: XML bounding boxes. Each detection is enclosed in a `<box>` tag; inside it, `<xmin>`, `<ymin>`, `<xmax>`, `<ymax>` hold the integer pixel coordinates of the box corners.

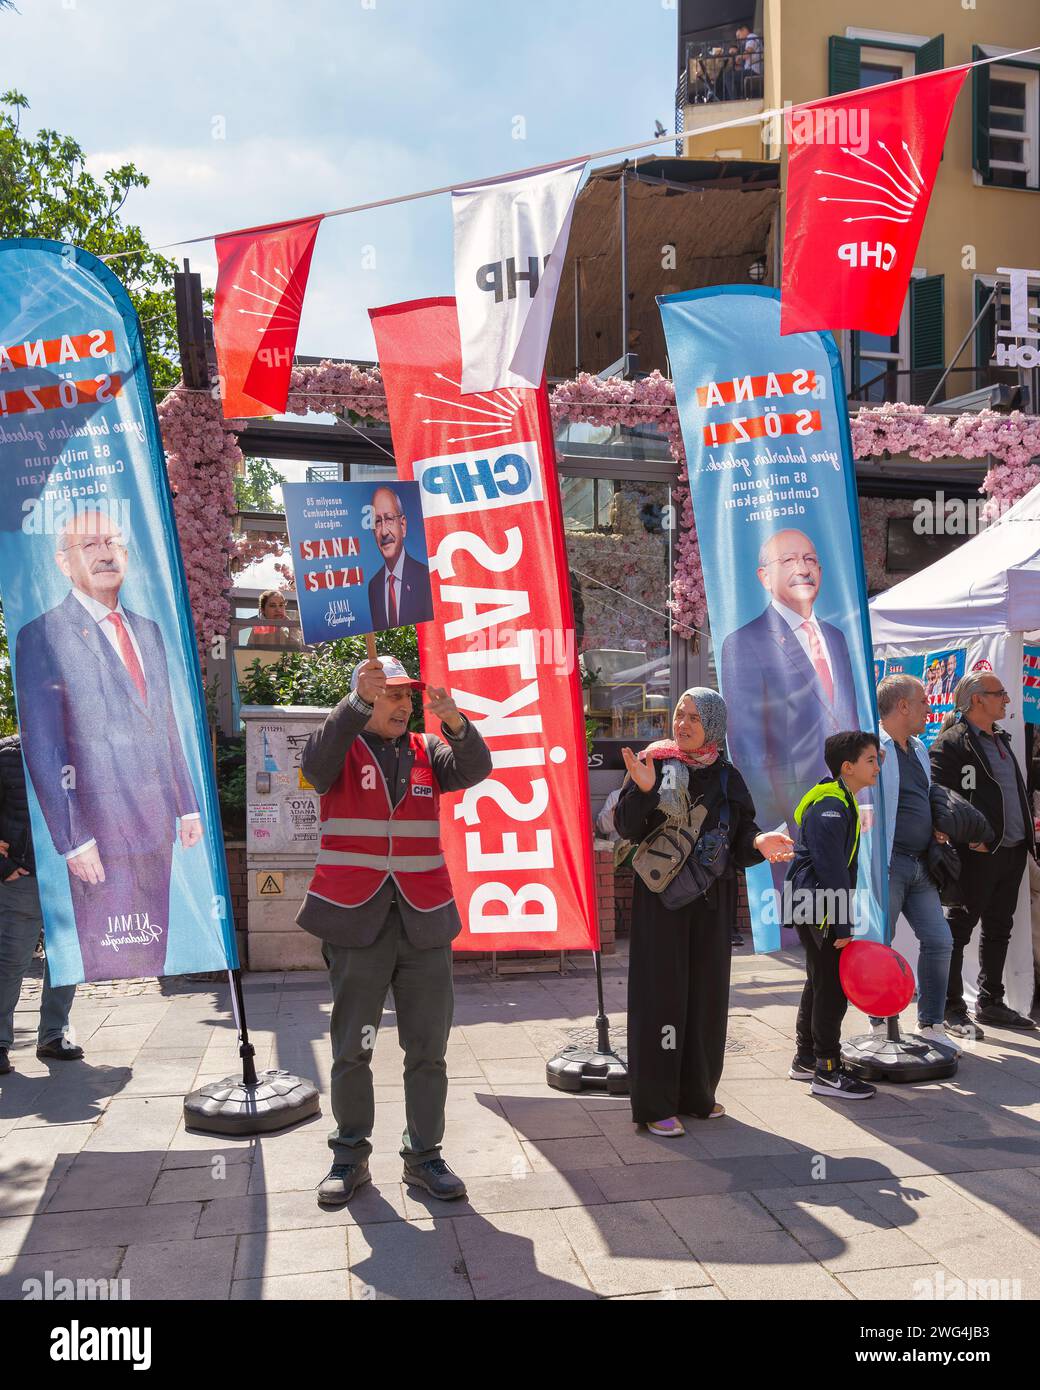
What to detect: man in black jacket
<box><xmin>0</xmin><ymin>734</ymin><xmax>83</xmax><ymax>1074</ymax></box>
<box><xmin>930</xmin><ymin>672</ymin><xmax>1037</xmax><ymax>1035</ymax></box>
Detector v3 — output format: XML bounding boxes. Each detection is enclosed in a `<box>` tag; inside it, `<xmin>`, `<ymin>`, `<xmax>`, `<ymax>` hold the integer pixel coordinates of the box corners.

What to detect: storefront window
<box><xmin>560</xmin><ymin>475</ymin><xmax>673</xmax><ymax>744</ymax></box>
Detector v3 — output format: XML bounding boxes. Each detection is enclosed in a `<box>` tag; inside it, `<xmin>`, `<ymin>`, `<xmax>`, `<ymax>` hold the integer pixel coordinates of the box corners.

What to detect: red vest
<box><xmin>307</xmin><ymin>732</ymin><xmax>454</xmax><ymax>911</ymax></box>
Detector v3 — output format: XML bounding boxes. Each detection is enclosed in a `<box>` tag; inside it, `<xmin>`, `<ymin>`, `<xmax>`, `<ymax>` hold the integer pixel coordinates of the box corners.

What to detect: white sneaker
<box><xmin>918</xmin><ymin>1023</ymin><xmax>961</xmax><ymax>1056</ymax></box>
<box><xmin>870</xmin><ymin>1019</ymin><xmax>888</xmax><ymax>1038</ymax></box>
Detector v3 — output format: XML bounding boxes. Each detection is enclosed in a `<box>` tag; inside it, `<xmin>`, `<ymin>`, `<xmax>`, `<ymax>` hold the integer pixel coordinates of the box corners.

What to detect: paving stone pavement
<box><xmin>2</xmin><ymin>944</ymin><xmax>1040</xmax><ymax>1301</ymax></box>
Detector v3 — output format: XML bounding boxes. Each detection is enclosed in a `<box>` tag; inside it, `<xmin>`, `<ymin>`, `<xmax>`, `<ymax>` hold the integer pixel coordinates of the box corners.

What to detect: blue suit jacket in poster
<box><xmin>14</xmin><ymin>589</ymin><xmax>200</xmax><ymax>863</ymax></box>
<box><xmin>367</xmin><ymin>550</ymin><xmax>434</xmax><ymax>630</ymax></box>
<box><xmin>720</xmin><ymin>603</ymin><xmax>860</xmax><ymax>833</ymax></box>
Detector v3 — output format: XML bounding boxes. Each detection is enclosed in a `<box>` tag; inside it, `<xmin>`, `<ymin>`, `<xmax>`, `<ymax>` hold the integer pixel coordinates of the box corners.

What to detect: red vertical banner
<box><xmin>371</xmin><ymin>297</ymin><xmax>598</xmax><ymax>952</ymax></box>
<box><xmin>213</xmin><ymin>215</ymin><xmax>322</xmax><ymax>418</ymax></box>
<box><xmin>780</xmin><ymin>67</ymin><xmax>967</xmax><ymax>335</ymax></box>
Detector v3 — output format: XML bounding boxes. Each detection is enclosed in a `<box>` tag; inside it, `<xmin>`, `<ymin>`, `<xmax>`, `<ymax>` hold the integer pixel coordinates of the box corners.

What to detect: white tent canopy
<box><xmin>870</xmin><ymin>478</ymin><xmax>1040</xmax><ymax>647</ymax></box>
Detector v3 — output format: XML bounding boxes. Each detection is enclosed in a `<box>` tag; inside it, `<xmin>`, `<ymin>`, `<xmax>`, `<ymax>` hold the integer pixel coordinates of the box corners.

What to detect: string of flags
<box><xmin>175</xmin><ymin>51</ymin><xmax>1032</xmax><ymax>419</ymax></box>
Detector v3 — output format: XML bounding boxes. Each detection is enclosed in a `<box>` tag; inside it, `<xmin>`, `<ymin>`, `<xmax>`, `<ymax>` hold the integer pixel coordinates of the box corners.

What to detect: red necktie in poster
<box><xmin>371</xmin><ymin>297</ymin><xmax>598</xmax><ymax>953</ymax></box>
<box><xmin>213</xmin><ymin>215</ymin><xmax>322</xmax><ymax>418</ymax></box>
<box><xmin>781</xmin><ymin>67</ymin><xmax>968</xmax><ymax>336</ymax></box>
<box><xmin>107</xmin><ymin>613</ymin><xmax>148</xmax><ymax>703</ymax></box>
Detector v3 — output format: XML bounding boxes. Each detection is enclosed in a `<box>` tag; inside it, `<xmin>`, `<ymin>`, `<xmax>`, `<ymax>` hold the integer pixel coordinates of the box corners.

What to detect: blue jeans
<box><xmin>871</xmin><ymin>851</ymin><xmax>952</xmax><ymax>1027</ymax></box>
<box><xmin>0</xmin><ymin>874</ymin><xmax>76</xmax><ymax>1049</ymax></box>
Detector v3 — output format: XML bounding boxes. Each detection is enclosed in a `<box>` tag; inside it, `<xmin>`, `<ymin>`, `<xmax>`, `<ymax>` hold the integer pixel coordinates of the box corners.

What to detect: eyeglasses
<box><xmin>373</xmin><ymin>513</ymin><xmax>404</xmax><ymax>528</ymax></box>
<box><xmin>63</xmin><ymin>536</ymin><xmax>126</xmax><ymax>555</ymax></box>
<box><xmin>763</xmin><ymin>553</ymin><xmax>820</xmax><ymax>569</ymax></box>
<box><xmin>981</xmin><ymin>688</ymin><xmax>1009</xmax><ymax>699</ymax></box>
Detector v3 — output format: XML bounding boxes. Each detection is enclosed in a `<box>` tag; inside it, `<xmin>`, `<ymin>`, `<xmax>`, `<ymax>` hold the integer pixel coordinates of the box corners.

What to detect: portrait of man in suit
<box><xmin>366</xmin><ymin>485</ymin><xmax>433</xmax><ymax>630</ymax></box>
<box><xmin>720</xmin><ymin>528</ymin><xmax>860</xmax><ymax>848</ymax></box>
<box><xmin>14</xmin><ymin>509</ymin><xmax>204</xmax><ymax>982</ymax></box>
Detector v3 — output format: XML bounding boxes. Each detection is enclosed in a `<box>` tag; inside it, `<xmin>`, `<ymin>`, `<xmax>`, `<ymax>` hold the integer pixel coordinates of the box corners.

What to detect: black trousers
<box><xmin>794</xmin><ymin>923</ymin><xmax>848</xmax><ymax>1071</ymax></box>
<box><xmin>626</xmin><ymin>876</ymin><xmax>734</xmax><ymax>1123</ymax></box>
<box><xmin>945</xmin><ymin>844</ymin><xmax>1028</xmax><ymax>1012</ymax></box>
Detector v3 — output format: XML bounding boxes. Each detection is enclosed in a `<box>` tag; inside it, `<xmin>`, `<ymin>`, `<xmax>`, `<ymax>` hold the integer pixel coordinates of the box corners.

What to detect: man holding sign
<box><xmin>298</xmin><ymin>654</ymin><xmax>491</xmax><ymax>1206</ymax></box>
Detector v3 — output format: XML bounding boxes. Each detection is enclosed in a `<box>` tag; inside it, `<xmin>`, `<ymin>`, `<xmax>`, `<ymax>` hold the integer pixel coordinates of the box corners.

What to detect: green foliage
<box><xmin>234</xmin><ymin>457</ymin><xmax>287</xmax><ymax>514</ymax></box>
<box><xmin>0</xmin><ymin>89</ymin><xmax>190</xmax><ymax>394</ymax></box>
<box><xmin>215</xmin><ymin>737</ymin><xmax>247</xmax><ymax>837</ymax></box>
<box><xmin>237</xmin><ymin>627</ymin><xmax>423</xmax><ymax>725</ymax></box>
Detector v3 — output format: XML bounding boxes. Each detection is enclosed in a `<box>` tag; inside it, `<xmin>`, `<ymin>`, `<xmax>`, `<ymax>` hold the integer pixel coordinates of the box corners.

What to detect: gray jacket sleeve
<box><xmin>300</xmin><ymin>692</ymin><xmax>372</xmax><ymax>795</ymax></box>
<box><xmin>427</xmin><ymin>716</ymin><xmax>493</xmax><ymax>792</ymax></box>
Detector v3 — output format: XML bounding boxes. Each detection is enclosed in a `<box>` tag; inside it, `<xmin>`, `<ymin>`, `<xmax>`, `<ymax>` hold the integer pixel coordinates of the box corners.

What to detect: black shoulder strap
<box><xmin>718</xmin><ymin>763</ymin><xmax>731</xmax><ymax>836</ymax></box>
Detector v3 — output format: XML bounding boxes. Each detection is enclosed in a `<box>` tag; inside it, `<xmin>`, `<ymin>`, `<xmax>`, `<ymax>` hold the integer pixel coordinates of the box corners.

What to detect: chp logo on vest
<box><xmin>413</xmin><ymin>440</ymin><xmax>543</xmax><ymax>518</ymax></box>
<box><xmin>412</xmin><ymin>762</ymin><xmax>433</xmax><ymax>796</ymax></box>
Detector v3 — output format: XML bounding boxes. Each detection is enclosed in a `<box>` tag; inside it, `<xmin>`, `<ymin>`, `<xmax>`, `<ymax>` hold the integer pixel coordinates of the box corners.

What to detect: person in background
<box><xmin>616</xmin><ymin>688</ymin><xmax>793</xmax><ymax>1137</ymax></box>
<box><xmin>930</xmin><ymin>672</ymin><xmax>1038</xmax><ymax>1034</ymax></box>
<box><xmin>786</xmin><ymin>731</ymin><xmax>880</xmax><ymax>1100</ymax></box>
<box><xmin>0</xmin><ymin>733</ymin><xmax>82</xmax><ymax>1074</ymax></box>
<box><xmin>873</xmin><ymin>676</ymin><xmax>958</xmax><ymax>1052</ymax></box>
<box><xmin>248</xmin><ymin>589</ymin><xmax>302</xmax><ymax>648</ymax></box>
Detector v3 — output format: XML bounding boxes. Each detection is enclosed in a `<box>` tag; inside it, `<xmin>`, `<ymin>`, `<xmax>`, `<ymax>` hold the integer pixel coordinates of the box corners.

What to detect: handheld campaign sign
<box><xmin>0</xmin><ymin>239</ymin><xmax>237</xmax><ymax>985</ymax></box>
<box><xmin>282</xmin><ymin>480</ymin><xmax>433</xmax><ymax>643</ymax></box>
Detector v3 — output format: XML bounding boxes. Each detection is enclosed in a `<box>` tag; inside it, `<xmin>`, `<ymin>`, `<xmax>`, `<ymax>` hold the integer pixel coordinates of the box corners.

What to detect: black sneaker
<box><xmin>945</xmin><ymin>1010</ymin><xmax>985</xmax><ymax>1041</ymax></box>
<box><xmin>788</xmin><ymin>1055</ymin><xmax>815</xmax><ymax>1081</ymax></box>
<box><xmin>975</xmin><ymin>1002</ymin><xmax>1037</xmax><ymax>1030</ymax></box>
<box><xmin>403</xmin><ymin>1157</ymin><xmax>468</xmax><ymax>1201</ymax></box>
<box><xmin>731</xmin><ymin>931</ymin><xmax>745</xmax><ymax>948</ymax></box>
<box><xmin>35</xmin><ymin>1038</ymin><xmax>84</xmax><ymax>1061</ymax></box>
<box><xmin>0</xmin><ymin>1047</ymin><xmax>10</xmax><ymax>1075</ymax></box>
<box><xmin>316</xmin><ymin>1159</ymin><xmax>371</xmax><ymax>1206</ymax></box>
<box><xmin>810</xmin><ymin>1069</ymin><xmax>876</xmax><ymax>1100</ymax></box>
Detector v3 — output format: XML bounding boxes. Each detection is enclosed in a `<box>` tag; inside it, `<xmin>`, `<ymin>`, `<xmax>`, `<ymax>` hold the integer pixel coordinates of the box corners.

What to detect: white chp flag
<box><xmin>452</xmin><ymin>160</ymin><xmax>585</xmax><ymax>395</ymax></box>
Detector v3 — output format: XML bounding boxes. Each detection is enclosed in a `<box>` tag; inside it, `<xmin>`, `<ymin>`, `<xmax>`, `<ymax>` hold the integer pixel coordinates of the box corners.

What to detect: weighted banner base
<box><xmin>546</xmin><ymin>1046</ymin><xmax>629</xmax><ymax>1094</ymax></box>
<box><xmin>184</xmin><ymin>1068</ymin><xmax>320</xmax><ymax>1135</ymax></box>
<box><xmin>841</xmin><ymin>1031</ymin><xmax>959</xmax><ymax>1083</ymax></box>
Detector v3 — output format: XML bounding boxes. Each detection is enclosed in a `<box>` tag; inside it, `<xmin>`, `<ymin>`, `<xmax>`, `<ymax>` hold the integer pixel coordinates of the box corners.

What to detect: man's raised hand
<box><xmin>355</xmin><ymin>658</ymin><xmax>387</xmax><ymax>705</ymax></box>
<box><xmin>425</xmin><ymin>686</ymin><xmax>464</xmax><ymax>735</ymax></box>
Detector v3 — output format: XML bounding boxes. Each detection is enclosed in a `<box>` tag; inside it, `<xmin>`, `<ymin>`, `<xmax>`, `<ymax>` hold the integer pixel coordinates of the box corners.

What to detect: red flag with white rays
<box><xmin>780</xmin><ymin>66</ymin><xmax>968</xmax><ymax>336</ymax></box>
<box><xmin>213</xmin><ymin>215</ymin><xmax>322</xmax><ymax>418</ymax></box>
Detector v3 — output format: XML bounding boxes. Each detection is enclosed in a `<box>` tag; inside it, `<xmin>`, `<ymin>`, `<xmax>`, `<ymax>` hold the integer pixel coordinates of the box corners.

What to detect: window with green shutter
<box><xmin>973</xmin><ymin>44</ymin><xmax>1039</xmax><ymax>188</ymax></box>
<box><xmin>910</xmin><ymin>275</ymin><xmax>945</xmax><ymax>404</ymax></box>
<box><xmin>828</xmin><ymin>37</ymin><xmax>861</xmax><ymax>95</ymax></box>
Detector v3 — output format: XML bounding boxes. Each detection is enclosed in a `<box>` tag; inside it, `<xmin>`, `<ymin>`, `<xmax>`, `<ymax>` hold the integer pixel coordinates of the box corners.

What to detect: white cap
<box><xmin>350</xmin><ymin>654</ymin><xmax>424</xmax><ymax>692</ymax></box>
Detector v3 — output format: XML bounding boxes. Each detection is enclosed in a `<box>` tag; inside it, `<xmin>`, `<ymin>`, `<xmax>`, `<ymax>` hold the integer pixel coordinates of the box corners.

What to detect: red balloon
<box><xmin>839</xmin><ymin>941</ymin><xmax>916</xmax><ymax>1017</ymax></box>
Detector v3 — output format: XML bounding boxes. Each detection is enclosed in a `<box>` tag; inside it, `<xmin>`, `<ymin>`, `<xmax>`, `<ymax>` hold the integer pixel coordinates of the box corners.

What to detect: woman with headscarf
<box><xmin>615</xmin><ymin>687</ymin><xmax>794</xmax><ymax>1136</ymax></box>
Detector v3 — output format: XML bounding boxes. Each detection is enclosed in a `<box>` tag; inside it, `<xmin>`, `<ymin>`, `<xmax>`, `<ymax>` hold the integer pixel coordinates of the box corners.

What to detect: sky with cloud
<box><xmin>4</xmin><ymin>0</ymin><xmax>676</xmax><ymax>361</ymax></box>
<box><xmin>4</xmin><ymin>0</ymin><xmax>676</xmax><ymax>585</ymax></box>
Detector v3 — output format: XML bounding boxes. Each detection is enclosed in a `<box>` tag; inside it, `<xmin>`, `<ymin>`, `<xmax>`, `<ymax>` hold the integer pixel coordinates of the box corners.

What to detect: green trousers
<box><xmin>322</xmin><ymin>906</ymin><xmax>454</xmax><ymax>1164</ymax></box>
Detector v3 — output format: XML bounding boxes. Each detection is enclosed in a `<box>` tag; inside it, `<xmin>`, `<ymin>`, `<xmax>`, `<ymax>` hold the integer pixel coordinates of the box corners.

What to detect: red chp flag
<box><xmin>371</xmin><ymin>298</ymin><xmax>598</xmax><ymax>953</ymax></box>
<box><xmin>213</xmin><ymin>215</ymin><xmax>322</xmax><ymax>418</ymax></box>
<box><xmin>781</xmin><ymin>67</ymin><xmax>967</xmax><ymax>336</ymax></box>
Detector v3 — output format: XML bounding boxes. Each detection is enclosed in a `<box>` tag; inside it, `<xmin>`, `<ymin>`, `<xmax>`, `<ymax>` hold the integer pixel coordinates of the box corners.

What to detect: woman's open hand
<box><xmin>754</xmin><ymin>830</ymin><xmax>795</xmax><ymax>863</ymax></box>
<box><xmin>621</xmin><ymin>746</ymin><xmax>656</xmax><ymax>793</ymax></box>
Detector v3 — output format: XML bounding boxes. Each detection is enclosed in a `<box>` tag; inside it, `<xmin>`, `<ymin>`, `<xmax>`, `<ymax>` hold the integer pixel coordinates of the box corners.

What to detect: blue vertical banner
<box><xmin>0</xmin><ymin>240</ymin><xmax>237</xmax><ymax>984</ymax></box>
<box><xmin>1024</xmin><ymin>646</ymin><xmax>1040</xmax><ymax>724</ymax></box>
<box><xmin>659</xmin><ymin>286</ymin><xmax>884</xmax><ymax>951</ymax></box>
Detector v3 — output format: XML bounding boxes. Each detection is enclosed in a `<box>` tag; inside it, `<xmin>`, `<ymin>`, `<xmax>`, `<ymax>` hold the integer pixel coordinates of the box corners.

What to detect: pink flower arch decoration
<box><xmin>158</xmin><ymin>371</ymin><xmax>1040</xmax><ymax>658</ymax></box>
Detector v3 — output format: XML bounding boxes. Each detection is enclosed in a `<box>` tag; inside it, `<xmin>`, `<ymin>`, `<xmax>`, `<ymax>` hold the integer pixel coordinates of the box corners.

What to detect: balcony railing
<box><xmin>847</xmin><ymin>365</ymin><xmax>1035</xmax><ymax>411</ymax></box>
<box><xmin>678</xmin><ymin>35</ymin><xmax>764</xmax><ymax>109</ymax></box>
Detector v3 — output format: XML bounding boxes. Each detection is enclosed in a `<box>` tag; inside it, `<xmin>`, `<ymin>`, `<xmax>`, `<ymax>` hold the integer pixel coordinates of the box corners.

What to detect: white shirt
<box><xmin>65</xmin><ymin>587</ymin><xmax>199</xmax><ymax>862</ymax></box>
<box><xmin>383</xmin><ymin>551</ymin><xmax>406</xmax><ymax>624</ymax></box>
<box><xmin>71</xmin><ymin>587</ymin><xmax>146</xmax><ymax>676</ymax></box>
<box><xmin>771</xmin><ymin>599</ymin><xmax>834</xmax><ymax>682</ymax></box>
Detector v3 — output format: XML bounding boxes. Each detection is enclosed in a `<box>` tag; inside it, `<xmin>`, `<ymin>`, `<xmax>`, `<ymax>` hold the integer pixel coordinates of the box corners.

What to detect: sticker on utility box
<box><xmin>257</xmin><ymin>871</ymin><xmax>284</xmax><ymax>895</ymax></box>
